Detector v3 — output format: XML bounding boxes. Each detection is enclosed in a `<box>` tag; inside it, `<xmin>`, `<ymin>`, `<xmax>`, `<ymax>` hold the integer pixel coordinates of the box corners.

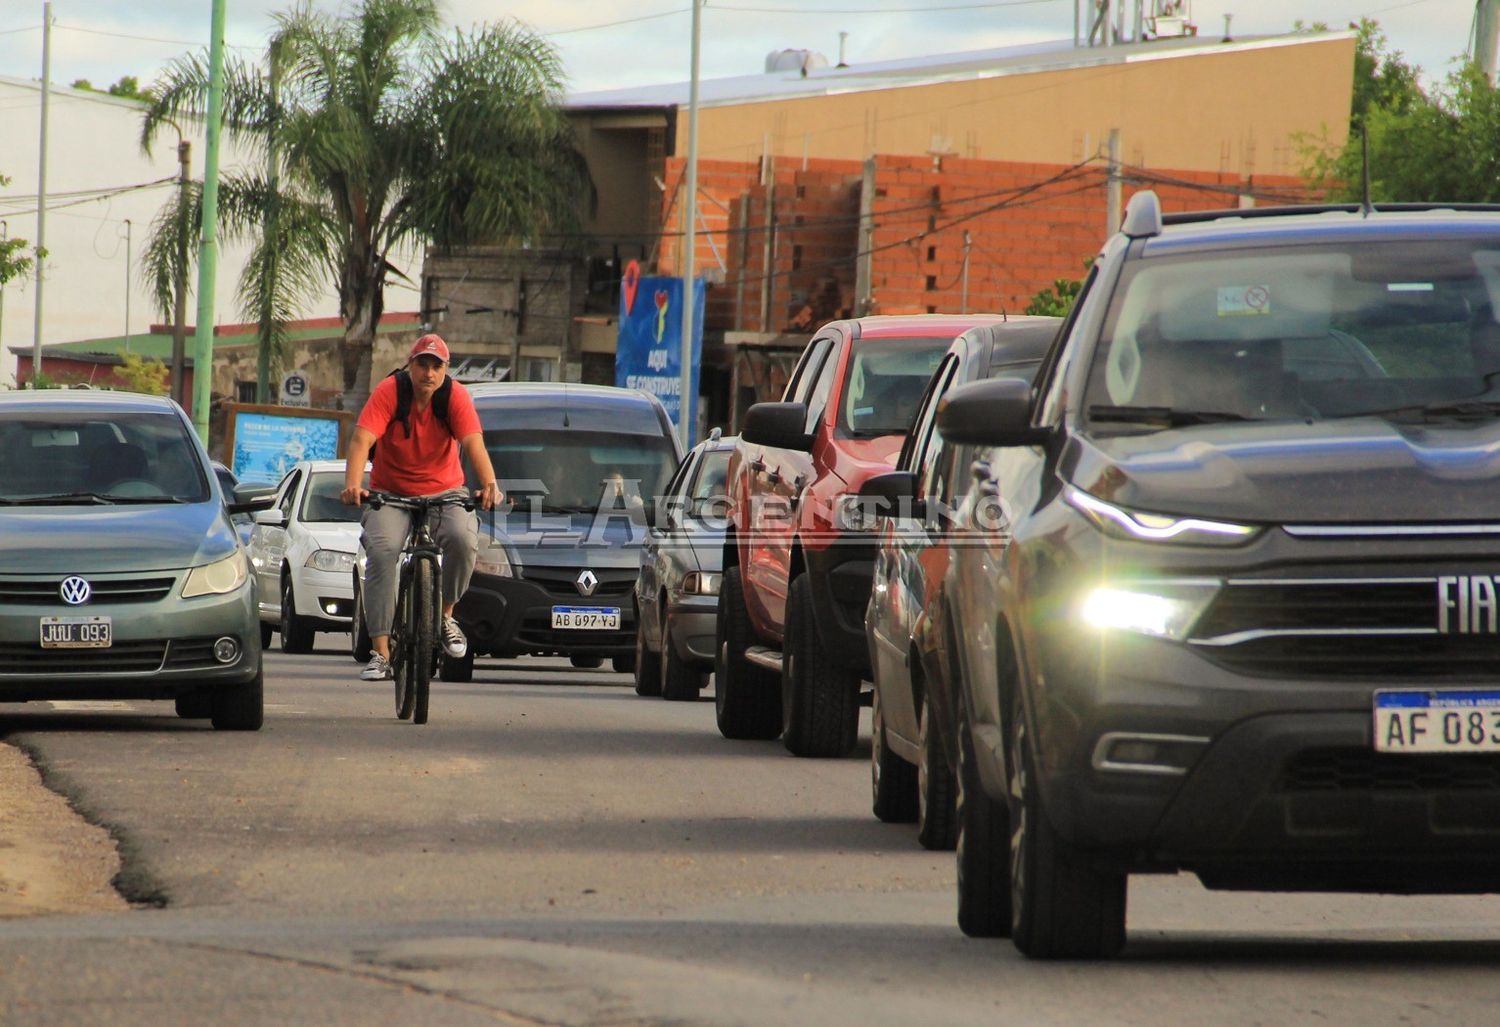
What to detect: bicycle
<box><xmin>364</xmin><ymin>491</ymin><xmax>474</xmax><ymax>724</ymax></box>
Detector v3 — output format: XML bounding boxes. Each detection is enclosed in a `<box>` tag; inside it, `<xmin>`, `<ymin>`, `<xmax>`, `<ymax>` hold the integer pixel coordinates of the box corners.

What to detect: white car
<box><xmin>247</xmin><ymin>460</ymin><xmax>366</xmax><ymax>653</ymax></box>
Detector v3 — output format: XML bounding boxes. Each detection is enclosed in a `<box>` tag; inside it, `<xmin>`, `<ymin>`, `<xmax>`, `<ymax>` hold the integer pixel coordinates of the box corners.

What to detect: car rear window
<box><xmin>1085</xmin><ymin>239</ymin><xmax>1500</xmax><ymax>423</ymax></box>
<box><xmin>838</xmin><ymin>337</ymin><xmax>953</xmax><ymax>437</ymax></box>
<box><xmin>0</xmin><ymin>410</ymin><xmax>209</xmax><ymax>504</ymax></box>
<box><xmin>301</xmin><ymin>471</ymin><xmax>365</xmax><ymax>523</ymax></box>
<box><xmin>479</xmin><ymin>429</ymin><xmax>678</xmax><ymax>514</ymax></box>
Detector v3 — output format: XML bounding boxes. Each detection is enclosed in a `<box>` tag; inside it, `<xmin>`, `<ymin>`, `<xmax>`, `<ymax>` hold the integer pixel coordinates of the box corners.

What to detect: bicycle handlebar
<box><xmin>363</xmin><ymin>491</ymin><xmax>476</xmax><ymax>513</ymax></box>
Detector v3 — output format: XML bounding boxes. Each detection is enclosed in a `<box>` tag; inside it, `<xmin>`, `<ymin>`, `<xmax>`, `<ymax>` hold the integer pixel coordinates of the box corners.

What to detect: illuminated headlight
<box><xmin>1079</xmin><ymin>582</ymin><xmax>1219</xmax><ymax>640</ymax></box>
<box><xmin>1065</xmin><ymin>486</ymin><xmax>1259</xmax><ymax>546</ymax></box>
<box><xmin>682</xmin><ymin>571</ymin><xmax>721</xmax><ymax>596</ymax></box>
<box><xmin>475</xmin><ymin>540</ymin><xmax>516</xmax><ymax>578</ymax></box>
<box><xmin>305</xmin><ymin>549</ymin><xmax>355</xmax><ymax>573</ymax></box>
<box><xmin>182</xmin><ymin>553</ymin><xmax>250</xmax><ymax>598</ymax></box>
<box><xmin>833</xmin><ymin>494</ymin><xmax>880</xmax><ymax>532</ymax></box>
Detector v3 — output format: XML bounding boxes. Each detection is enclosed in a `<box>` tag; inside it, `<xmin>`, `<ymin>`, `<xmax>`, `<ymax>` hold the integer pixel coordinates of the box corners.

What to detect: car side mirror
<box><xmin>740</xmin><ymin>402</ymin><xmax>814</xmax><ymax>451</ymax></box>
<box><xmin>857</xmin><ymin>470</ymin><xmax>924</xmax><ymax>521</ymax></box>
<box><xmin>252</xmin><ymin>508</ymin><xmax>286</xmax><ymax>527</ymax></box>
<box><xmin>228</xmin><ymin>495</ymin><xmax>276</xmax><ymax>517</ymax></box>
<box><xmin>937</xmin><ymin>377</ymin><xmax>1051</xmax><ymax>447</ymax></box>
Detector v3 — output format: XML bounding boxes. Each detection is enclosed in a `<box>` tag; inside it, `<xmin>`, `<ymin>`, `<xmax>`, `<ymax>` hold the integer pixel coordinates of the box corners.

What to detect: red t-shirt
<box><xmin>357</xmin><ymin>375</ymin><xmax>483</xmax><ymax>496</ymax></box>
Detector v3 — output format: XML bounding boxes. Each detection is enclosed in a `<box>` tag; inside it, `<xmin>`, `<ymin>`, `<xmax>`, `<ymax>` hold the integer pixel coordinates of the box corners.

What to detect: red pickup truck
<box><xmin>715</xmin><ymin>314</ymin><xmax>1006</xmax><ymax>756</ymax></box>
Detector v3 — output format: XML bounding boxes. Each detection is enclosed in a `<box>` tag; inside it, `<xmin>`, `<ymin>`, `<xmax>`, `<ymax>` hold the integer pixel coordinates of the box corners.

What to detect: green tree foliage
<box><xmin>116</xmin><ymin>352</ymin><xmax>171</xmax><ymax>395</ymax></box>
<box><xmin>1024</xmin><ymin>259</ymin><xmax>1093</xmax><ymax>317</ymax></box>
<box><xmin>0</xmin><ymin>172</ymin><xmax>34</xmax><ymax>287</ymax></box>
<box><xmin>1302</xmin><ymin>19</ymin><xmax>1500</xmax><ymax>203</ymax></box>
<box><xmin>70</xmin><ymin>75</ymin><xmax>154</xmax><ymax>102</ymax></box>
<box><xmin>140</xmin><ymin>0</ymin><xmax>588</xmax><ymax>398</ymax></box>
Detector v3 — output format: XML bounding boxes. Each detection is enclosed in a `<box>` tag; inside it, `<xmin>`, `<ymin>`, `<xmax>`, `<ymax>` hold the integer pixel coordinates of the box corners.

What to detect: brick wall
<box><xmin>658</xmin><ymin>153</ymin><xmax>1314</xmax><ymax>332</ymax></box>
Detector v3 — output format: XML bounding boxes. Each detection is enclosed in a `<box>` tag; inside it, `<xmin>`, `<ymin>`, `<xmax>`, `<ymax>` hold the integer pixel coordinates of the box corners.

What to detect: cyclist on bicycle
<box><xmin>341</xmin><ymin>334</ymin><xmax>501</xmax><ymax>682</ymax></box>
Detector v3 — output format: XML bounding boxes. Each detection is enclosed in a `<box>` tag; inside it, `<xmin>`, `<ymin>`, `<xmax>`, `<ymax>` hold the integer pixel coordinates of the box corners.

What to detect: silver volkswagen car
<box><xmin>0</xmin><ymin>390</ymin><xmax>265</xmax><ymax>729</ymax></box>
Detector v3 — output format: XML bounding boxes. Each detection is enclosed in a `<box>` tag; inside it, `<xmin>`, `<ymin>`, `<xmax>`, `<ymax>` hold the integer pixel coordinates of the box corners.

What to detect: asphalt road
<box><xmin>3</xmin><ymin>643</ymin><xmax>1500</xmax><ymax>1025</ymax></box>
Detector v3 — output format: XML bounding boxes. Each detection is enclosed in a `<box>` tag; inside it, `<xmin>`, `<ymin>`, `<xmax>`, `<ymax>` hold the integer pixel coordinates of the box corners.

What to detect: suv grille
<box><xmin>1189</xmin><ymin>577</ymin><xmax>1490</xmax><ymax>678</ymax></box>
<box><xmin>0</xmin><ymin>575</ymin><xmax>177</xmax><ymax>605</ymax></box>
<box><xmin>0</xmin><ymin>641</ymin><xmax>167</xmax><ymax>675</ymax></box>
<box><xmin>519</xmin><ymin>566</ymin><xmax>637</xmax><ymax>600</ymax></box>
<box><xmin>1281</xmin><ymin>748</ymin><xmax>1500</xmax><ymax>793</ymax></box>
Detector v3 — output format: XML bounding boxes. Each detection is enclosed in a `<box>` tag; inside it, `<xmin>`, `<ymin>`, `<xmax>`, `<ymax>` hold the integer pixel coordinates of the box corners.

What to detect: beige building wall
<box><xmin>683</xmin><ymin>36</ymin><xmax>1354</xmax><ymax>179</ymax></box>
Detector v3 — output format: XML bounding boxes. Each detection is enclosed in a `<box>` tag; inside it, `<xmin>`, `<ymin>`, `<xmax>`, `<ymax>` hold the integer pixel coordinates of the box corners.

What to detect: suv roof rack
<box><xmin>1162</xmin><ymin>202</ymin><xmax>1500</xmax><ymax>227</ymax></box>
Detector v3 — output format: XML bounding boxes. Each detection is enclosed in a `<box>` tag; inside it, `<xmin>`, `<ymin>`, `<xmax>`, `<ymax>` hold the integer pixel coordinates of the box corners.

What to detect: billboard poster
<box><xmin>224</xmin><ymin>406</ymin><xmax>351</xmax><ymax>485</ymax></box>
<box><xmin>615</xmin><ymin>264</ymin><xmax>705</xmax><ymax>444</ymax></box>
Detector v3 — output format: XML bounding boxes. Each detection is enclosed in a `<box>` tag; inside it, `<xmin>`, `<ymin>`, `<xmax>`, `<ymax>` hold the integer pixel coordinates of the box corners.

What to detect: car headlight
<box><xmin>1065</xmin><ymin>486</ymin><xmax>1259</xmax><ymax>546</ymax></box>
<box><xmin>682</xmin><ymin>571</ymin><xmax>721</xmax><ymax>596</ymax></box>
<box><xmin>305</xmin><ymin>549</ymin><xmax>356</xmax><ymax>574</ymax></box>
<box><xmin>832</xmin><ymin>493</ymin><xmax>881</xmax><ymax>532</ymax></box>
<box><xmin>1079</xmin><ymin>581</ymin><xmax>1219</xmax><ymax>640</ymax></box>
<box><xmin>475</xmin><ymin>540</ymin><xmax>516</xmax><ymax>578</ymax></box>
<box><xmin>182</xmin><ymin>553</ymin><xmax>250</xmax><ymax>598</ymax></box>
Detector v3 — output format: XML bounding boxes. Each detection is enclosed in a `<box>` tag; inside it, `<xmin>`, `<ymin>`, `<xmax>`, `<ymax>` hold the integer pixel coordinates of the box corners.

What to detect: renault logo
<box><xmin>59</xmin><ymin>576</ymin><xmax>92</xmax><ymax>606</ymax></box>
<box><xmin>576</xmin><ymin>569</ymin><xmax>599</xmax><ymax>597</ymax></box>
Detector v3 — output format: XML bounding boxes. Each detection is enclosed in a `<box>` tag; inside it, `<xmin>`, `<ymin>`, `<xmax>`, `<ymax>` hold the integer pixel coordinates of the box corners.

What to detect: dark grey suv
<box><xmin>935</xmin><ymin>191</ymin><xmax>1500</xmax><ymax>958</ymax></box>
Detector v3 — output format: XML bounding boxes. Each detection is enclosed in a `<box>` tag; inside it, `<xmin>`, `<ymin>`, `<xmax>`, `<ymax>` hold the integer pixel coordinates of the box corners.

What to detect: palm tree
<box><xmin>141</xmin><ymin>0</ymin><xmax>588</xmax><ymax>404</ymax></box>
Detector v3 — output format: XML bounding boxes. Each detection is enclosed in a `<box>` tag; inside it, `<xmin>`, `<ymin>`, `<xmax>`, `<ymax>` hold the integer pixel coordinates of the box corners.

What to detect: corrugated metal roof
<box><xmin>564</xmin><ymin>30</ymin><xmax>1352</xmax><ymax>111</ymax></box>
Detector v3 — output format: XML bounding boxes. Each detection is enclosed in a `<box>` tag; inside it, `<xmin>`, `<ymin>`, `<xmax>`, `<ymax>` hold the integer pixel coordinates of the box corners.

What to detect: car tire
<box><xmin>660</xmin><ymin>611</ymin><xmax>703</xmax><ymax>701</ymax></box>
<box><xmin>1007</xmin><ymin>691</ymin><xmax>1128</xmax><ymax>959</ymax></box>
<box><xmin>611</xmin><ymin>654</ymin><xmax>635</xmax><ymax>675</ymax></box>
<box><xmin>259</xmin><ymin>621</ymin><xmax>274</xmax><ymax>649</ymax></box>
<box><xmin>917</xmin><ymin>687</ymin><xmax>958</xmax><ymax>850</ymax></box>
<box><xmin>956</xmin><ymin>703</ymin><xmax>1011</xmax><ymax>938</ymax></box>
<box><xmin>351</xmin><ymin>576</ymin><xmax>373</xmax><ymax>664</ymax></box>
<box><xmin>211</xmin><ymin>663</ymin><xmax>264</xmax><ymax>731</ymax></box>
<box><xmin>279</xmin><ymin>576</ymin><xmax>316</xmax><ymax>654</ymax></box>
<box><xmin>570</xmin><ymin>655</ymin><xmax>603</xmax><ymax>670</ymax></box>
<box><xmin>439</xmin><ymin>649</ymin><xmax>474</xmax><ymax>682</ymax></box>
<box><xmin>871</xmin><ymin>685</ymin><xmax>917</xmax><ymax>822</ymax></box>
<box><xmin>633</xmin><ymin>609</ymin><xmax>662</xmax><ymax>696</ymax></box>
<box><xmin>714</xmin><ymin>565</ymin><xmax>781</xmax><ymax>739</ymax></box>
<box><xmin>174</xmin><ymin>691</ymin><xmax>212</xmax><ymax>719</ymax></box>
<box><xmin>781</xmin><ymin>573</ymin><xmax>860</xmax><ymax>758</ymax></box>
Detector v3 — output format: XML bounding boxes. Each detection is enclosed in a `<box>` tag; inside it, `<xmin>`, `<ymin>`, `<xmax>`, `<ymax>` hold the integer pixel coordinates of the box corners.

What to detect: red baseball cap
<box><xmin>409</xmin><ymin>334</ymin><xmax>450</xmax><ymax>363</ymax></box>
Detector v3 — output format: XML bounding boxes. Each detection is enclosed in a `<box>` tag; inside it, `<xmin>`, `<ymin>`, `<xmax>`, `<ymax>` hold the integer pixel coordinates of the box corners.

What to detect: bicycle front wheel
<box><xmin>393</xmin><ymin>568</ymin><xmax>415</xmax><ymax>721</ymax></box>
<box><xmin>411</xmin><ymin>555</ymin><xmax>436</xmax><ymax>725</ymax></box>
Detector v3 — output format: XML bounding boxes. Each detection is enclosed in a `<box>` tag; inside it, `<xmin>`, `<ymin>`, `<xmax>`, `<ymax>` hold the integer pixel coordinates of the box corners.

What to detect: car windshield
<box><xmin>482</xmin><ymin>430</ymin><xmax>678</xmax><ymax>513</ymax></box>
<box><xmin>300</xmin><ymin>471</ymin><xmax>364</xmax><ymax>523</ymax></box>
<box><xmin>1083</xmin><ymin>238</ymin><xmax>1500</xmax><ymax>428</ymax></box>
<box><xmin>839</xmin><ymin>337</ymin><xmax>953</xmax><ymax>437</ymax></box>
<box><xmin>0</xmin><ymin>410</ymin><xmax>209</xmax><ymax>504</ymax></box>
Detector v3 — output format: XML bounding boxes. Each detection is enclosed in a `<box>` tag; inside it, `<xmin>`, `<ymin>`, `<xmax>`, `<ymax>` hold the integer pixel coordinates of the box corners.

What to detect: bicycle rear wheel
<box><xmin>393</xmin><ymin>568</ymin><xmax>415</xmax><ymax>721</ymax></box>
<box><xmin>411</xmin><ymin>556</ymin><xmax>436</xmax><ymax>725</ymax></box>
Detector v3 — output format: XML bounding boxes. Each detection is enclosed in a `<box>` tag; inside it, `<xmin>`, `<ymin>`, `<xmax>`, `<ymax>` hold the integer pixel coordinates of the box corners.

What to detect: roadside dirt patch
<box><xmin>0</xmin><ymin>742</ymin><xmax>127</xmax><ymax>917</ymax></box>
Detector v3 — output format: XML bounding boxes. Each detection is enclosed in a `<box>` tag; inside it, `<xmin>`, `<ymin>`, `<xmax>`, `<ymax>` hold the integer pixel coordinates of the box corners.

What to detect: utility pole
<box><xmin>172</xmin><ymin>139</ymin><xmax>191</xmax><ymax>407</ymax></box>
<box><xmin>122</xmin><ymin>220</ymin><xmax>132</xmax><ymax>354</ymax></box>
<box><xmin>257</xmin><ymin>60</ymin><xmax>281</xmax><ymax>405</ymax></box>
<box><xmin>31</xmin><ymin>2</ymin><xmax>51</xmax><ymax>386</ymax></box>
<box><xmin>1476</xmin><ymin>0</ymin><xmax>1500</xmax><ymax>83</ymax></box>
<box><xmin>1106</xmin><ymin>128</ymin><xmax>1122</xmax><ymax>236</ymax></box>
<box><xmin>677</xmin><ymin>0</ymin><xmax>702</xmax><ymax>449</ymax></box>
<box><xmin>960</xmin><ymin>231</ymin><xmax>972</xmax><ymax>314</ymax></box>
<box><xmin>191</xmin><ymin>0</ymin><xmax>227</xmax><ymax>438</ymax></box>
<box><xmin>1</xmin><ymin>221</ymin><xmax>8</xmax><ymax>366</ymax></box>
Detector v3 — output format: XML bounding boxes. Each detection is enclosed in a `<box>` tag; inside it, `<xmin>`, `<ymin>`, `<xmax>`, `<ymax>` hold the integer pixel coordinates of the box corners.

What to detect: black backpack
<box><xmin>386</xmin><ymin>368</ymin><xmax>454</xmax><ymax>439</ymax></box>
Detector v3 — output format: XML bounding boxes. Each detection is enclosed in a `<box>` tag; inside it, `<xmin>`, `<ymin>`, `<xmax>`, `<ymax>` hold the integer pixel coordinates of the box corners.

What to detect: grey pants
<box><xmin>360</xmin><ymin>488</ymin><xmax>478</xmax><ymax>639</ymax></box>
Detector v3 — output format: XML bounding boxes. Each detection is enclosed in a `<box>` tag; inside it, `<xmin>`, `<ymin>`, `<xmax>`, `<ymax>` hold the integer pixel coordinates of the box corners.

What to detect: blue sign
<box><xmin>616</xmin><ymin>273</ymin><xmax>705</xmax><ymax>444</ymax></box>
<box><xmin>232</xmin><ymin>412</ymin><xmax>342</xmax><ymax>485</ymax></box>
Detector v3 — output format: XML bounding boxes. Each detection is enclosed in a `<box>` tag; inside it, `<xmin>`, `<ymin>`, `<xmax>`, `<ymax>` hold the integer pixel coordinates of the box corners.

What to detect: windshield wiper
<box><xmin>107</xmin><ymin>495</ymin><xmax>189</xmax><ymax>504</ymax></box>
<box><xmin>1088</xmin><ymin>405</ymin><xmax>1260</xmax><ymax>427</ymax></box>
<box><xmin>10</xmin><ymin>491</ymin><xmax>118</xmax><ymax>505</ymax></box>
<box><xmin>1363</xmin><ymin>399</ymin><xmax>1500</xmax><ymax>422</ymax></box>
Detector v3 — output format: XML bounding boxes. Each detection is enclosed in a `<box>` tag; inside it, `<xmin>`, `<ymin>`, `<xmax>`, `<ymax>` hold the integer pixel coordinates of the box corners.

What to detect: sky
<box><xmin>0</xmin><ymin>1</ymin><xmax>1480</xmax><ymax>99</ymax></box>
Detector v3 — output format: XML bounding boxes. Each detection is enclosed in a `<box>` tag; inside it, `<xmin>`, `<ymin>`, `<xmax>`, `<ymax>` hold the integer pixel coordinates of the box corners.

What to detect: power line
<box><xmin>715</xmin><ymin>0</ymin><xmax>1063</xmax><ymax>12</ymax></box>
<box><xmin>52</xmin><ymin>22</ymin><xmax>261</xmax><ymax>52</ymax></box>
<box><xmin>547</xmin><ymin>8</ymin><xmax>690</xmax><ymax>35</ymax></box>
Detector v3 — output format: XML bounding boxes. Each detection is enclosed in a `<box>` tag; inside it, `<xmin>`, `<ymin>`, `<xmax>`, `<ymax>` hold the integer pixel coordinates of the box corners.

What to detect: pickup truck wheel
<box><xmin>714</xmin><ymin>566</ymin><xmax>781</xmax><ymax>739</ymax></box>
<box><xmin>661</xmin><ymin>612</ymin><xmax>703</xmax><ymax>701</ymax></box>
<box><xmin>917</xmin><ymin>687</ymin><xmax>958</xmax><ymax>850</ymax></box>
<box><xmin>781</xmin><ymin>573</ymin><xmax>859</xmax><ymax>757</ymax></box>
<box><xmin>871</xmin><ymin>685</ymin><xmax>917</xmax><ymax>822</ymax></box>
<box><xmin>956</xmin><ymin>704</ymin><xmax>1011</xmax><ymax>938</ymax></box>
<box><xmin>1007</xmin><ymin>694</ymin><xmax>1128</xmax><ymax>959</ymax></box>
<box><xmin>633</xmin><ymin>613</ymin><xmax>662</xmax><ymax>696</ymax></box>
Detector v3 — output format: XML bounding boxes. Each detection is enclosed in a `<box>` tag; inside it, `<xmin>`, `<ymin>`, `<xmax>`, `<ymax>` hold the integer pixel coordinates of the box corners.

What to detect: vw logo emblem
<box><xmin>59</xmin><ymin>576</ymin><xmax>92</xmax><ymax>606</ymax></box>
<box><xmin>576</xmin><ymin>569</ymin><xmax>599</xmax><ymax>597</ymax></box>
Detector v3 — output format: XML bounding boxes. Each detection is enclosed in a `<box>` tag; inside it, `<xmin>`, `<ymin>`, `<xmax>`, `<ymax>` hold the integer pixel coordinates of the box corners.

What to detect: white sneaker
<box><xmin>441</xmin><ymin>617</ymin><xmax>468</xmax><ymax>659</ymax></box>
<box><xmin>360</xmin><ymin>653</ymin><xmax>392</xmax><ymax>681</ymax></box>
